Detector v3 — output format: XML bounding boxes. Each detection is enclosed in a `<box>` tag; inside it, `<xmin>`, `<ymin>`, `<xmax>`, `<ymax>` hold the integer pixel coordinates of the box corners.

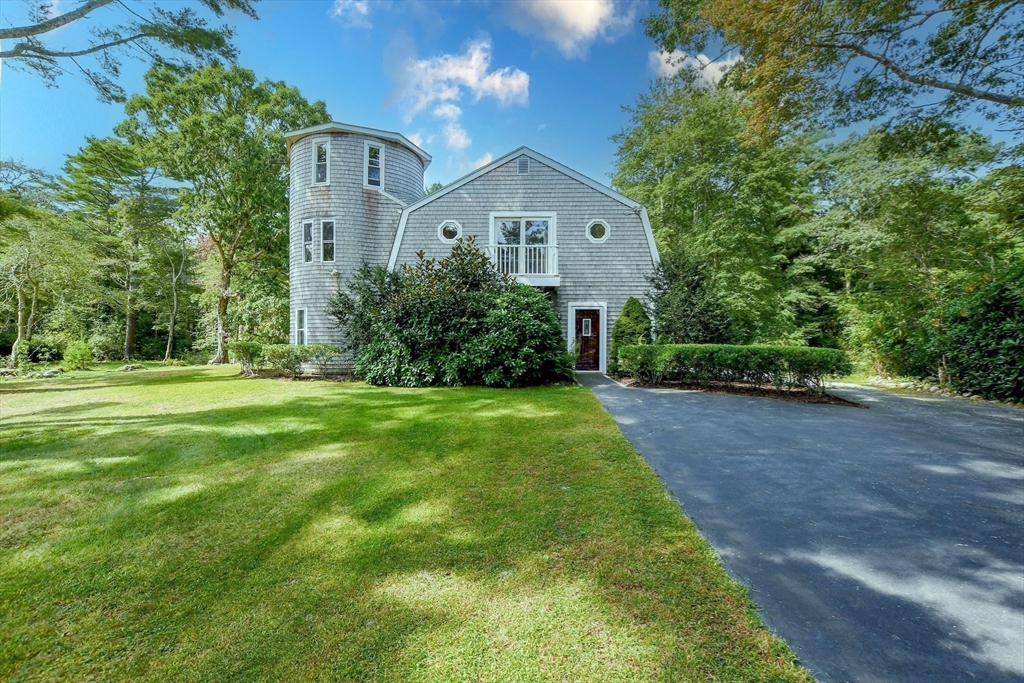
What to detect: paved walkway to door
<box><xmin>578</xmin><ymin>374</ymin><xmax>1024</xmax><ymax>683</ymax></box>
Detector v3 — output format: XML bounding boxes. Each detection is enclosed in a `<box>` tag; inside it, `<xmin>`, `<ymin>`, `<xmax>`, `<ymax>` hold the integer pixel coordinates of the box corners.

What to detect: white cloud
<box><xmin>432</xmin><ymin>103</ymin><xmax>462</xmax><ymax>121</ymax></box>
<box><xmin>330</xmin><ymin>0</ymin><xmax>372</xmax><ymax>28</ymax></box>
<box><xmin>506</xmin><ymin>0</ymin><xmax>634</xmax><ymax>59</ymax></box>
<box><xmin>395</xmin><ymin>37</ymin><xmax>529</xmax><ymax>122</ymax></box>
<box><xmin>649</xmin><ymin>50</ymin><xmax>742</xmax><ymax>86</ymax></box>
<box><xmin>407</xmin><ymin>132</ymin><xmax>424</xmax><ymax>148</ymax></box>
<box><xmin>443</xmin><ymin>122</ymin><xmax>472</xmax><ymax>151</ymax></box>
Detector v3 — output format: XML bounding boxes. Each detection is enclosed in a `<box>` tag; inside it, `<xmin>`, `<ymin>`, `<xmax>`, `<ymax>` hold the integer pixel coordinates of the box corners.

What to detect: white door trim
<box><xmin>567</xmin><ymin>301</ymin><xmax>607</xmax><ymax>373</ymax></box>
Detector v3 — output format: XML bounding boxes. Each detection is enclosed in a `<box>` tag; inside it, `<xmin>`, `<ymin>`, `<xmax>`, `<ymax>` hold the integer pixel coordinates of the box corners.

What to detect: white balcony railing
<box><xmin>488</xmin><ymin>244</ymin><xmax>558</xmax><ymax>278</ymax></box>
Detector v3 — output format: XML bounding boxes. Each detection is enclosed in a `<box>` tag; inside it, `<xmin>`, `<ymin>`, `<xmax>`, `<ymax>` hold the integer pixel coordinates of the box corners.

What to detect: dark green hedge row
<box><xmin>617</xmin><ymin>344</ymin><xmax>852</xmax><ymax>394</ymax></box>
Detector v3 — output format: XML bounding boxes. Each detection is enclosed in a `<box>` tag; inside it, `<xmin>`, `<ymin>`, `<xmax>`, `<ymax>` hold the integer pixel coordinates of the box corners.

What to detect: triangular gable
<box><xmin>386</xmin><ymin>147</ymin><xmax>659</xmax><ymax>269</ymax></box>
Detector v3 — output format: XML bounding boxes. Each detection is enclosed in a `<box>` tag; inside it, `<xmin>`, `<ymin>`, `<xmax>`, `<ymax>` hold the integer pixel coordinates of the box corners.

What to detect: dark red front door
<box><xmin>574</xmin><ymin>309</ymin><xmax>600</xmax><ymax>371</ymax></box>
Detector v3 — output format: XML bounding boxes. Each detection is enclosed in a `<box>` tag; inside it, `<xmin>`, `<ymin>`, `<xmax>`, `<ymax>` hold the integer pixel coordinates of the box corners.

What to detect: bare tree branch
<box><xmin>0</xmin><ymin>0</ymin><xmax>118</xmax><ymax>40</ymax></box>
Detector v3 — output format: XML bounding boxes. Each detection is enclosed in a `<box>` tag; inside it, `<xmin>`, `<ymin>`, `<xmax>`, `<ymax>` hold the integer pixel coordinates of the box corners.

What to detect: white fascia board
<box><xmin>639</xmin><ymin>207</ymin><xmax>661</xmax><ymax>266</ymax></box>
<box><xmin>285</xmin><ymin>121</ymin><xmax>432</xmax><ymax>168</ymax></box>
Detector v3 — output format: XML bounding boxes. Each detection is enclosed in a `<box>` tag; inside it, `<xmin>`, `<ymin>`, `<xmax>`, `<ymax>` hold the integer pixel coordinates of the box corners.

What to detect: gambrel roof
<box><xmin>386</xmin><ymin>146</ymin><xmax>659</xmax><ymax>270</ymax></box>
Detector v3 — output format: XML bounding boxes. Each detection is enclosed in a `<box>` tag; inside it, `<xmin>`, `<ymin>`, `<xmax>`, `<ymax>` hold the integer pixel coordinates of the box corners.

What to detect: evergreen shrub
<box><xmin>60</xmin><ymin>341</ymin><xmax>94</xmax><ymax>371</ymax></box>
<box><xmin>608</xmin><ymin>297</ymin><xmax>652</xmax><ymax>375</ymax></box>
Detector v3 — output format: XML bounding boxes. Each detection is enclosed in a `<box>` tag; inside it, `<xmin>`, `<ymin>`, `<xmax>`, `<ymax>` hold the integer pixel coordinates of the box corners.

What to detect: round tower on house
<box><xmin>284</xmin><ymin>122</ymin><xmax>431</xmax><ymax>348</ymax></box>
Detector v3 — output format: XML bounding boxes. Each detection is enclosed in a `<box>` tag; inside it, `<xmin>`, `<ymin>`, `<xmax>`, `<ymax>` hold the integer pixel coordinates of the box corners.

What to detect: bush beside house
<box><xmin>327</xmin><ymin>238</ymin><xmax>573</xmax><ymax>388</ymax></box>
<box><xmin>608</xmin><ymin>297</ymin><xmax>652</xmax><ymax>375</ymax></box>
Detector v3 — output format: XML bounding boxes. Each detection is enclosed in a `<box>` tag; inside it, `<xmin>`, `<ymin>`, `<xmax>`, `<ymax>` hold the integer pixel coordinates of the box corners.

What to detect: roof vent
<box><xmin>517</xmin><ymin>156</ymin><xmax>530</xmax><ymax>175</ymax></box>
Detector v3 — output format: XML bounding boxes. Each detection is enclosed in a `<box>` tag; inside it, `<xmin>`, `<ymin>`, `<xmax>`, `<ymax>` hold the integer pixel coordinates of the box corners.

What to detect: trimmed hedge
<box><xmin>227</xmin><ymin>342</ymin><xmax>340</xmax><ymax>379</ymax></box>
<box><xmin>618</xmin><ymin>344</ymin><xmax>852</xmax><ymax>394</ymax></box>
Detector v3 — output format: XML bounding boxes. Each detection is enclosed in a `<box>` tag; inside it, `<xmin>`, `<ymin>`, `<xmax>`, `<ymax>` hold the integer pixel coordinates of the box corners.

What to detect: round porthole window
<box><xmin>438</xmin><ymin>220</ymin><xmax>461</xmax><ymax>242</ymax></box>
<box><xmin>586</xmin><ymin>220</ymin><xmax>609</xmax><ymax>243</ymax></box>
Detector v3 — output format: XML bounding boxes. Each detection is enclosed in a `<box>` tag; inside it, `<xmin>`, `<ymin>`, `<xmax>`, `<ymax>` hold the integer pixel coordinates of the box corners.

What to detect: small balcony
<box><xmin>487</xmin><ymin>244</ymin><xmax>559</xmax><ymax>287</ymax></box>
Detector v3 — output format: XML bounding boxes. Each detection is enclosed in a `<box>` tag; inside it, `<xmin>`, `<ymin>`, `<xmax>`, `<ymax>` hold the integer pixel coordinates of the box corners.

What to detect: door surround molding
<box><xmin>567</xmin><ymin>302</ymin><xmax>607</xmax><ymax>373</ymax></box>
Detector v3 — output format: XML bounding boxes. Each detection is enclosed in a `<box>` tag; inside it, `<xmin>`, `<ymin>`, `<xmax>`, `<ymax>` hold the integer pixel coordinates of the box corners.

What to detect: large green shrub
<box><xmin>647</xmin><ymin>250</ymin><xmax>735</xmax><ymax>344</ymax></box>
<box><xmin>262</xmin><ymin>344</ymin><xmax>307</xmax><ymax>379</ymax></box>
<box><xmin>608</xmin><ymin>297</ymin><xmax>652</xmax><ymax>375</ymax></box>
<box><xmin>618</xmin><ymin>344</ymin><xmax>852</xmax><ymax>394</ymax></box>
<box><xmin>931</xmin><ymin>267</ymin><xmax>1024</xmax><ymax>400</ymax></box>
<box><xmin>227</xmin><ymin>341</ymin><xmax>264</xmax><ymax>377</ymax></box>
<box><xmin>329</xmin><ymin>238</ymin><xmax>572</xmax><ymax>388</ymax></box>
<box><xmin>60</xmin><ymin>341</ymin><xmax>93</xmax><ymax>371</ymax></box>
<box><xmin>303</xmin><ymin>344</ymin><xmax>339</xmax><ymax>378</ymax></box>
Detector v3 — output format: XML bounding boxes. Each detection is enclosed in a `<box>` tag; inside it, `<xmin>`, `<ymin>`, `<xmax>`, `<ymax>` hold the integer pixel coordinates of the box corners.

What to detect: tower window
<box><xmin>365</xmin><ymin>143</ymin><xmax>382</xmax><ymax>187</ymax></box>
<box><xmin>321</xmin><ymin>220</ymin><xmax>335</xmax><ymax>262</ymax></box>
<box><xmin>313</xmin><ymin>142</ymin><xmax>329</xmax><ymax>185</ymax></box>
<box><xmin>302</xmin><ymin>222</ymin><xmax>313</xmax><ymax>263</ymax></box>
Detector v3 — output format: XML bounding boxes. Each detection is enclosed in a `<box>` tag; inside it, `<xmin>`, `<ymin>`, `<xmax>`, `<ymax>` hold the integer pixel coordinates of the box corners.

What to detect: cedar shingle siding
<box><xmin>287</xmin><ymin>123</ymin><xmax>658</xmax><ymax>373</ymax></box>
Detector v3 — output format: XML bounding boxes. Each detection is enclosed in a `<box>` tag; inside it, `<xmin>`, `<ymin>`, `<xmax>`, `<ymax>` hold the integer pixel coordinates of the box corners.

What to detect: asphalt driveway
<box><xmin>579</xmin><ymin>374</ymin><xmax>1024</xmax><ymax>683</ymax></box>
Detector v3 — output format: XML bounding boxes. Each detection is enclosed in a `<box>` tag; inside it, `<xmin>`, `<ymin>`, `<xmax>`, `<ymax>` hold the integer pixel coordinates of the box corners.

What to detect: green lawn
<box><xmin>0</xmin><ymin>366</ymin><xmax>809</xmax><ymax>682</ymax></box>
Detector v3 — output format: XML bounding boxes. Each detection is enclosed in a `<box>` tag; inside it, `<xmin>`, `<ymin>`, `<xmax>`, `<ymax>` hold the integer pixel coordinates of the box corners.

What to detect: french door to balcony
<box><xmin>494</xmin><ymin>217</ymin><xmax>553</xmax><ymax>276</ymax></box>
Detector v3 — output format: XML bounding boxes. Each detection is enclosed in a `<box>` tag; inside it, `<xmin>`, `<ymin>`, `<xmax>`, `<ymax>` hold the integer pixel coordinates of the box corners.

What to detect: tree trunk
<box><xmin>26</xmin><ymin>285</ymin><xmax>38</xmax><ymax>342</ymax></box>
<box><xmin>164</xmin><ymin>279</ymin><xmax>178</xmax><ymax>363</ymax></box>
<box><xmin>124</xmin><ymin>301</ymin><xmax>136</xmax><ymax>360</ymax></box>
<box><xmin>10</xmin><ymin>283</ymin><xmax>28</xmax><ymax>367</ymax></box>
<box><xmin>210</xmin><ymin>265</ymin><xmax>232</xmax><ymax>364</ymax></box>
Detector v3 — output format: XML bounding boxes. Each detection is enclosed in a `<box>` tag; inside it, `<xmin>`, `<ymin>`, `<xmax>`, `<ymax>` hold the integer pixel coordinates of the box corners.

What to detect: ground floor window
<box><xmin>296</xmin><ymin>309</ymin><xmax>307</xmax><ymax>345</ymax></box>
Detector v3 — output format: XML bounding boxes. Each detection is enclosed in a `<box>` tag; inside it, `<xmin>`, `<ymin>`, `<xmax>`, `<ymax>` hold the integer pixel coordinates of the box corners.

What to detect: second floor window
<box><xmin>302</xmin><ymin>222</ymin><xmax>313</xmax><ymax>263</ymax></box>
<box><xmin>314</xmin><ymin>142</ymin><xmax>329</xmax><ymax>185</ymax></box>
<box><xmin>365</xmin><ymin>143</ymin><xmax>382</xmax><ymax>187</ymax></box>
<box><xmin>321</xmin><ymin>220</ymin><xmax>335</xmax><ymax>262</ymax></box>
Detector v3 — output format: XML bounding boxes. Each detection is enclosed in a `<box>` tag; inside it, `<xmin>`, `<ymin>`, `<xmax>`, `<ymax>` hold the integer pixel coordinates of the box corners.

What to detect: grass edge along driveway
<box><xmin>0</xmin><ymin>365</ymin><xmax>810</xmax><ymax>682</ymax></box>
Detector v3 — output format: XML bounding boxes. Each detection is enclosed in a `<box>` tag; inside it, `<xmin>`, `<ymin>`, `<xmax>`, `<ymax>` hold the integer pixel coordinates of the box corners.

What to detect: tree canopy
<box><xmin>0</xmin><ymin>0</ymin><xmax>259</xmax><ymax>102</ymax></box>
<box><xmin>646</xmin><ymin>0</ymin><xmax>1024</xmax><ymax>137</ymax></box>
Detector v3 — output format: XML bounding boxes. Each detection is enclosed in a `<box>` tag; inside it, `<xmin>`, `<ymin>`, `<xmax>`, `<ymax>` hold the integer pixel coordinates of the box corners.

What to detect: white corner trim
<box><xmin>567</xmin><ymin>302</ymin><xmax>608</xmax><ymax>374</ymax></box>
<box><xmin>639</xmin><ymin>207</ymin><xmax>660</xmax><ymax>265</ymax></box>
<box><xmin>387</xmin><ymin>210</ymin><xmax>409</xmax><ymax>271</ymax></box>
<box><xmin>585</xmin><ymin>219</ymin><xmax>610</xmax><ymax>244</ymax></box>
<box><xmin>437</xmin><ymin>219</ymin><xmax>462</xmax><ymax>243</ymax></box>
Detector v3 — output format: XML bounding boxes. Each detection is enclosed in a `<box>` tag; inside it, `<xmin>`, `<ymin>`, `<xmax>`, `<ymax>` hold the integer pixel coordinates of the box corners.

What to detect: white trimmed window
<box><xmin>296</xmin><ymin>309</ymin><xmax>307</xmax><ymax>345</ymax></box>
<box><xmin>321</xmin><ymin>220</ymin><xmax>335</xmax><ymax>262</ymax></box>
<box><xmin>586</xmin><ymin>219</ymin><xmax>609</xmax><ymax>243</ymax></box>
<box><xmin>313</xmin><ymin>141</ymin><xmax>329</xmax><ymax>185</ymax></box>
<box><xmin>364</xmin><ymin>142</ymin><xmax>383</xmax><ymax>188</ymax></box>
<box><xmin>302</xmin><ymin>222</ymin><xmax>313</xmax><ymax>263</ymax></box>
<box><xmin>438</xmin><ymin>220</ymin><xmax>461</xmax><ymax>243</ymax></box>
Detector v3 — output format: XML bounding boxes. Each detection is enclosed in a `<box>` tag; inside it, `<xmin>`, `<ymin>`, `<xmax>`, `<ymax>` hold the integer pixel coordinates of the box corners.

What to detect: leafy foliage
<box><xmin>931</xmin><ymin>267</ymin><xmax>1024</xmax><ymax>400</ymax></box>
<box><xmin>304</xmin><ymin>344</ymin><xmax>339</xmax><ymax>379</ymax></box>
<box><xmin>0</xmin><ymin>0</ymin><xmax>260</xmax><ymax>103</ymax></box>
<box><xmin>608</xmin><ymin>297</ymin><xmax>652</xmax><ymax>375</ymax></box>
<box><xmin>647</xmin><ymin>250</ymin><xmax>734</xmax><ymax>344</ymax></box>
<box><xmin>645</xmin><ymin>0</ymin><xmax>1024</xmax><ymax>136</ymax></box>
<box><xmin>60</xmin><ymin>341</ymin><xmax>94</xmax><ymax>371</ymax></box>
<box><xmin>227</xmin><ymin>341</ymin><xmax>263</xmax><ymax>377</ymax></box>
<box><xmin>327</xmin><ymin>238</ymin><xmax>572</xmax><ymax>388</ymax></box>
<box><xmin>618</xmin><ymin>344</ymin><xmax>852</xmax><ymax>394</ymax></box>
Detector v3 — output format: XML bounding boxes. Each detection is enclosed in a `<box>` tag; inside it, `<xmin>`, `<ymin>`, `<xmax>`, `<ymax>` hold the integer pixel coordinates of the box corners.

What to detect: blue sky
<box><xmin>0</xmin><ymin>0</ymin><xmax>689</xmax><ymax>187</ymax></box>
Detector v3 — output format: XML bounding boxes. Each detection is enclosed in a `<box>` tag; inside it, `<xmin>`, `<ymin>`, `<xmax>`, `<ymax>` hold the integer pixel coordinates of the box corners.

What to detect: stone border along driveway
<box><xmin>577</xmin><ymin>374</ymin><xmax>1024</xmax><ymax>683</ymax></box>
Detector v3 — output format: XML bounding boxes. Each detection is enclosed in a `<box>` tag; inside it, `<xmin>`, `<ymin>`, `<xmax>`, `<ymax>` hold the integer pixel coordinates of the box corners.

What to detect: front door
<box><xmin>574</xmin><ymin>309</ymin><xmax>601</xmax><ymax>371</ymax></box>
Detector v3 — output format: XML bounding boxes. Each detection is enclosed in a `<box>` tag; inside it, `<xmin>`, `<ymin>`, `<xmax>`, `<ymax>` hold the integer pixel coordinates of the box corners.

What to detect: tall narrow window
<box><xmin>365</xmin><ymin>143</ymin><xmax>382</xmax><ymax>187</ymax></box>
<box><xmin>314</xmin><ymin>142</ymin><xmax>329</xmax><ymax>185</ymax></box>
<box><xmin>321</xmin><ymin>220</ymin><xmax>335</xmax><ymax>262</ymax></box>
<box><xmin>302</xmin><ymin>222</ymin><xmax>313</xmax><ymax>263</ymax></box>
<box><xmin>296</xmin><ymin>309</ymin><xmax>307</xmax><ymax>345</ymax></box>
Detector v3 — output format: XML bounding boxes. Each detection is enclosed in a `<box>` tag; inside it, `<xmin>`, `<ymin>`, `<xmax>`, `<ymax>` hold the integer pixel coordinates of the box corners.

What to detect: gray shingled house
<box><xmin>285</xmin><ymin>121</ymin><xmax>660</xmax><ymax>373</ymax></box>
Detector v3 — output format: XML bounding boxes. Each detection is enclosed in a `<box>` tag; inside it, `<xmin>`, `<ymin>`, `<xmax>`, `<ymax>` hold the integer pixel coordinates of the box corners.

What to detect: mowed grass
<box><xmin>0</xmin><ymin>366</ymin><xmax>809</xmax><ymax>682</ymax></box>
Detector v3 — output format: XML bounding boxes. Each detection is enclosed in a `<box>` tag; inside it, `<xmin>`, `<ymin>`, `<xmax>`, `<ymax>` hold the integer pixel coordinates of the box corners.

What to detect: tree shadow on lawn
<box><xmin>0</xmin><ymin>367</ymin><xmax>240</xmax><ymax>395</ymax></box>
<box><xmin>0</xmin><ymin>375</ymin><xmax>809</xmax><ymax>682</ymax></box>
